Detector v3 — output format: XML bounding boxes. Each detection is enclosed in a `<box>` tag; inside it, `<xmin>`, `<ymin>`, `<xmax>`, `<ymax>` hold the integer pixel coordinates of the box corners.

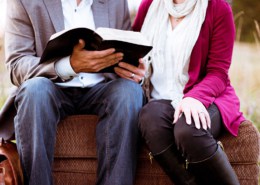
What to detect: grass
<box><xmin>230</xmin><ymin>42</ymin><xmax>260</xmax><ymax>130</ymax></box>
<box><xmin>230</xmin><ymin>18</ymin><xmax>260</xmax><ymax>131</ymax></box>
<box><xmin>0</xmin><ymin>37</ymin><xmax>11</xmax><ymax>108</ymax></box>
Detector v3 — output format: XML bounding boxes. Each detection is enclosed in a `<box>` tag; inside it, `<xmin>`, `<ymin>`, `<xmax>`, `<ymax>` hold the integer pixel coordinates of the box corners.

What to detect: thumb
<box><xmin>74</xmin><ymin>39</ymin><xmax>85</xmax><ymax>51</ymax></box>
<box><xmin>173</xmin><ymin>106</ymin><xmax>181</xmax><ymax>124</ymax></box>
<box><xmin>138</xmin><ymin>58</ymin><xmax>146</xmax><ymax>70</ymax></box>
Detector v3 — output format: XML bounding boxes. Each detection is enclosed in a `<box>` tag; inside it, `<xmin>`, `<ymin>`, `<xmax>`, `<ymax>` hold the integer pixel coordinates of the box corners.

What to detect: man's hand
<box><xmin>114</xmin><ymin>58</ymin><xmax>146</xmax><ymax>83</ymax></box>
<box><xmin>70</xmin><ymin>39</ymin><xmax>124</xmax><ymax>73</ymax></box>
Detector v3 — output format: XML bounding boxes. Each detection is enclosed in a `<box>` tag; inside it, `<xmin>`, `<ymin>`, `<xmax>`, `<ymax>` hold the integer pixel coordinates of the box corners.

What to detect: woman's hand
<box><xmin>114</xmin><ymin>58</ymin><xmax>145</xmax><ymax>83</ymax></box>
<box><xmin>173</xmin><ymin>97</ymin><xmax>211</xmax><ymax>130</ymax></box>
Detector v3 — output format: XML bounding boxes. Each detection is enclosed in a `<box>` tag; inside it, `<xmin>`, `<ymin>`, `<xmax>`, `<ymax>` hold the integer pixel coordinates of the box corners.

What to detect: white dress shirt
<box><xmin>55</xmin><ymin>0</ymin><xmax>105</xmax><ymax>87</ymax></box>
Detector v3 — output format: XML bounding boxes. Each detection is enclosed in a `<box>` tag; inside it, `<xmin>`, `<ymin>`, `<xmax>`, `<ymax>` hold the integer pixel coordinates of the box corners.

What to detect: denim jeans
<box><xmin>14</xmin><ymin>77</ymin><xmax>144</xmax><ymax>185</ymax></box>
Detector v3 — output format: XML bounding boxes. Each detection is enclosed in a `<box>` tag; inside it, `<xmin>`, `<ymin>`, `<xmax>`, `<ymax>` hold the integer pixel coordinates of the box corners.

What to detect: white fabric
<box><xmin>141</xmin><ymin>0</ymin><xmax>208</xmax><ymax>108</ymax></box>
<box><xmin>55</xmin><ymin>56</ymin><xmax>77</xmax><ymax>80</ymax></box>
<box><xmin>150</xmin><ymin>20</ymin><xmax>189</xmax><ymax>108</ymax></box>
<box><xmin>62</xmin><ymin>0</ymin><xmax>95</xmax><ymax>30</ymax></box>
<box><xmin>55</xmin><ymin>0</ymin><xmax>105</xmax><ymax>88</ymax></box>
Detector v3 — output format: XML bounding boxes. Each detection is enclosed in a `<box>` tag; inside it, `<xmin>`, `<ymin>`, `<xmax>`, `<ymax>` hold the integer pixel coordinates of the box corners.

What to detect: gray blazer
<box><xmin>0</xmin><ymin>0</ymin><xmax>131</xmax><ymax>139</ymax></box>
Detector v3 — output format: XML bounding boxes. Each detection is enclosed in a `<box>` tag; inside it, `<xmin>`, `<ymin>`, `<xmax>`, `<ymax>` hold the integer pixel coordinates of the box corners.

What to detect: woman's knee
<box><xmin>174</xmin><ymin>116</ymin><xmax>204</xmax><ymax>148</ymax></box>
<box><xmin>175</xmin><ymin>116</ymin><xmax>193</xmax><ymax>136</ymax></box>
<box><xmin>139</xmin><ymin>101</ymin><xmax>174</xmax><ymax>150</ymax></box>
<box><xmin>174</xmin><ymin>116</ymin><xmax>217</xmax><ymax>159</ymax></box>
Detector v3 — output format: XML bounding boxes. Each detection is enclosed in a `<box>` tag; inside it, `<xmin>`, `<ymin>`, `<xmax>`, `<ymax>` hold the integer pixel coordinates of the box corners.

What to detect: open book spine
<box><xmin>83</xmin><ymin>32</ymin><xmax>103</xmax><ymax>51</ymax></box>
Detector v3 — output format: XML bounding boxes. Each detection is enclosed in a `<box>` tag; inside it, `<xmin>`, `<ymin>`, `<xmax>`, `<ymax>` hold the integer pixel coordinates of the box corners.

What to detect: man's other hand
<box><xmin>114</xmin><ymin>58</ymin><xmax>145</xmax><ymax>83</ymax></box>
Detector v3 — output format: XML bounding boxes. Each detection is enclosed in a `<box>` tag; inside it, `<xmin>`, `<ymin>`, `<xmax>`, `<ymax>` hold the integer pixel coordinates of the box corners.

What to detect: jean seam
<box><xmin>16</xmin><ymin>118</ymin><xmax>29</xmax><ymax>179</ymax></box>
<box><xmin>104</xmin><ymin>98</ymin><xmax>111</xmax><ymax>182</ymax></box>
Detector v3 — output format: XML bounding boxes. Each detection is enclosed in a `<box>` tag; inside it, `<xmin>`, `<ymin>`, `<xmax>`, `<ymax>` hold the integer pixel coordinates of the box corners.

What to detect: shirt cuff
<box><xmin>54</xmin><ymin>56</ymin><xmax>77</xmax><ymax>80</ymax></box>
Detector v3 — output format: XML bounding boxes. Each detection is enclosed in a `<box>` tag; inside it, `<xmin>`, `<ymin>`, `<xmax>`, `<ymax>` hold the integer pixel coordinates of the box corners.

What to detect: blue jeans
<box><xmin>14</xmin><ymin>77</ymin><xmax>144</xmax><ymax>185</ymax></box>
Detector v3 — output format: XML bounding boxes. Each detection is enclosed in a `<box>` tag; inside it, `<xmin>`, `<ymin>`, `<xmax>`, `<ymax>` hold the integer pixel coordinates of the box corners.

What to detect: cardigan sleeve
<box><xmin>132</xmin><ymin>0</ymin><xmax>153</xmax><ymax>31</ymax></box>
<box><xmin>183</xmin><ymin>2</ymin><xmax>236</xmax><ymax>108</ymax></box>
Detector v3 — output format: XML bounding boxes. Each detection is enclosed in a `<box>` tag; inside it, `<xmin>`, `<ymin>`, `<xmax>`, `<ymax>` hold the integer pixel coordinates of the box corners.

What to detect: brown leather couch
<box><xmin>53</xmin><ymin>115</ymin><xmax>260</xmax><ymax>185</ymax></box>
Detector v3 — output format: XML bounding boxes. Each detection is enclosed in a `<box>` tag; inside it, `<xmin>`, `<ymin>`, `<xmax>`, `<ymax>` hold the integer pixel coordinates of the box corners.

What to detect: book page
<box><xmin>95</xmin><ymin>27</ymin><xmax>151</xmax><ymax>46</ymax></box>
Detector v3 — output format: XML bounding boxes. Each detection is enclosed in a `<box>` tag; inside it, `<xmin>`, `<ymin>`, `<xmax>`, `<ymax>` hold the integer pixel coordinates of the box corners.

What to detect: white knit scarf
<box><xmin>141</xmin><ymin>0</ymin><xmax>208</xmax><ymax>87</ymax></box>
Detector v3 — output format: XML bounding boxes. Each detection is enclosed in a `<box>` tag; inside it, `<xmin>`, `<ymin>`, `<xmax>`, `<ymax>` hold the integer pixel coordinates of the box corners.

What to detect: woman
<box><xmin>133</xmin><ymin>0</ymin><xmax>245</xmax><ymax>184</ymax></box>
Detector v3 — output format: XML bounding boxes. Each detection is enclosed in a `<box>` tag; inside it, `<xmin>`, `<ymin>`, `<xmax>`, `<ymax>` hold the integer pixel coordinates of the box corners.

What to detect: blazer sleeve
<box><xmin>5</xmin><ymin>0</ymin><xmax>58</xmax><ymax>87</ymax></box>
<box><xmin>184</xmin><ymin>2</ymin><xmax>236</xmax><ymax>108</ymax></box>
<box><xmin>132</xmin><ymin>0</ymin><xmax>153</xmax><ymax>31</ymax></box>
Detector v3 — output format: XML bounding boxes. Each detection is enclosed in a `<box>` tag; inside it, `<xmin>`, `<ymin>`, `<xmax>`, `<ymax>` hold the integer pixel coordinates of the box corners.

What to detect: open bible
<box><xmin>40</xmin><ymin>27</ymin><xmax>152</xmax><ymax>73</ymax></box>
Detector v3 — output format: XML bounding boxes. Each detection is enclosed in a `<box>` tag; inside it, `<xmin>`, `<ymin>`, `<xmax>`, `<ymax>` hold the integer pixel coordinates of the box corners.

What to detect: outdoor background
<box><xmin>0</xmin><ymin>0</ymin><xmax>260</xmax><ymax>132</ymax></box>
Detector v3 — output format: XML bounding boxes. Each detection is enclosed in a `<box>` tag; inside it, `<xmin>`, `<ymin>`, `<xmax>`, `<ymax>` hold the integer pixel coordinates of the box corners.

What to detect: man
<box><xmin>2</xmin><ymin>0</ymin><xmax>145</xmax><ymax>184</ymax></box>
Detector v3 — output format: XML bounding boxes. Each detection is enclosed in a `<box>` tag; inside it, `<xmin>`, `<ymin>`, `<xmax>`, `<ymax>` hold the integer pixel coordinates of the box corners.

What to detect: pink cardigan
<box><xmin>133</xmin><ymin>0</ymin><xmax>245</xmax><ymax>136</ymax></box>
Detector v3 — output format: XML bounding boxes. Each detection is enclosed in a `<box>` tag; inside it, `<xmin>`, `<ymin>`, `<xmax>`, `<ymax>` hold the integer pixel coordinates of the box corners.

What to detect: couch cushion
<box><xmin>55</xmin><ymin>116</ymin><xmax>260</xmax><ymax>164</ymax></box>
<box><xmin>54</xmin><ymin>115</ymin><xmax>98</xmax><ymax>158</ymax></box>
<box><xmin>219</xmin><ymin>120</ymin><xmax>260</xmax><ymax>163</ymax></box>
<box><xmin>53</xmin><ymin>115</ymin><xmax>260</xmax><ymax>185</ymax></box>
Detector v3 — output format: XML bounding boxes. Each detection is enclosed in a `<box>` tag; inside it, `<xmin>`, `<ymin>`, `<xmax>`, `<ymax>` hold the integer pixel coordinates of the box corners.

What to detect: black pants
<box><xmin>138</xmin><ymin>99</ymin><xmax>223</xmax><ymax>162</ymax></box>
